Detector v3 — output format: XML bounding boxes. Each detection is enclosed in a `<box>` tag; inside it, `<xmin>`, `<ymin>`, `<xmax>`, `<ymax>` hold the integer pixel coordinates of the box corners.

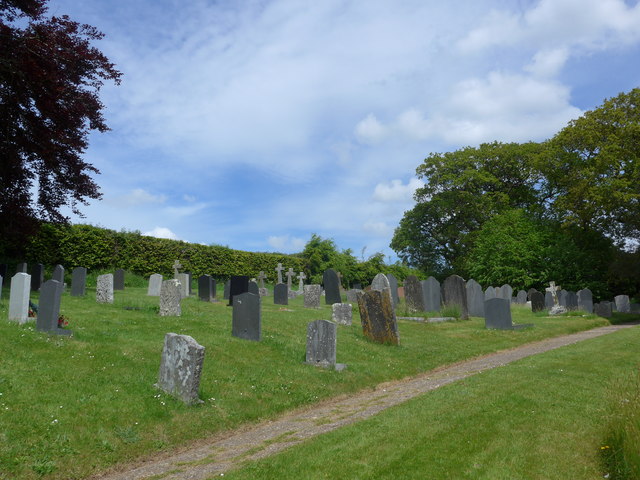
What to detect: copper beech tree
<box><xmin>0</xmin><ymin>0</ymin><xmax>121</xmax><ymax>251</ymax></box>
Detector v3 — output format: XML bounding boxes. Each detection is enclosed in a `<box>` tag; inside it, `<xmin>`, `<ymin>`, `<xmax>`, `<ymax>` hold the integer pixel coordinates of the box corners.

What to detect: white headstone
<box><xmin>148</xmin><ymin>273</ymin><xmax>163</xmax><ymax>296</ymax></box>
<box><xmin>96</xmin><ymin>274</ymin><xmax>114</xmax><ymax>304</ymax></box>
<box><xmin>9</xmin><ymin>272</ymin><xmax>31</xmax><ymax>324</ymax></box>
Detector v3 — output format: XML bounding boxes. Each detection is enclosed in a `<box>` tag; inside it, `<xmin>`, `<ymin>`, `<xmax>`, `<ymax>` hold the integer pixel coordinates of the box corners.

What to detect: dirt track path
<box><xmin>92</xmin><ymin>323</ymin><xmax>638</xmax><ymax>480</ymax></box>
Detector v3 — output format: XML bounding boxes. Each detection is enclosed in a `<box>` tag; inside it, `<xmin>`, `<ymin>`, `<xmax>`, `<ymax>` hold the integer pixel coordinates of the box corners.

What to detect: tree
<box><xmin>0</xmin><ymin>0</ymin><xmax>121</xmax><ymax>252</ymax></box>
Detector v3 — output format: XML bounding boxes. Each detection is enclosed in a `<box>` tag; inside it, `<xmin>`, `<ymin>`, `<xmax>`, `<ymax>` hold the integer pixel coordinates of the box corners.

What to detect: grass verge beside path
<box><xmin>224</xmin><ymin>324</ymin><xmax>640</xmax><ymax>480</ymax></box>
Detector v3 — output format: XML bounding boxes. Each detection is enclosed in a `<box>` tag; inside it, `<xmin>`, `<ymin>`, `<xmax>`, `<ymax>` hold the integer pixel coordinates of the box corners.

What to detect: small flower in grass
<box><xmin>58</xmin><ymin>315</ymin><xmax>69</xmax><ymax>328</ymax></box>
<box><xmin>601</xmin><ymin>445</ymin><xmax>610</xmax><ymax>450</ymax></box>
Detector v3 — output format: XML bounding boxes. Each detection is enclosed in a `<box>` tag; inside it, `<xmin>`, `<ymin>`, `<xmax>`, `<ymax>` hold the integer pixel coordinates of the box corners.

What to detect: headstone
<box><xmin>404</xmin><ymin>275</ymin><xmax>424</xmax><ymax>312</ymax></box>
<box><xmin>614</xmin><ymin>295</ymin><xmax>630</xmax><ymax>313</ymax></box>
<box><xmin>147</xmin><ymin>273</ymin><xmax>163</xmax><ymax>296</ymax></box>
<box><xmin>232</xmin><ymin>292</ymin><xmax>261</xmax><ymax>341</ymax></box>
<box><xmin>346</xmin><ymin>289</ymin><xmax>362</xmax><ymax>303</ymax></box>
<box><xmin>357</xmin><ymin>290</ymin><xmax>400</xmax><ymax>345</ymax></box>
<box><xmin>386</xmin><ymin>273</ymin><xmax>400</xmax><ymax>307</ymax></box>
<box><xmin>515</xmin><ymin>290</ymin><xmax>527</xmax><ymax>305</ymax></box>
<box><xmin>52</xmin><ymin>264</ymin><xmax>64</xmax><ymax>285</ymax></box>
<box><xmin>442</xmin><ymin>275</ymin><xmax>469</xmax><ymax>320</ymax></box>
<box><xmin>527</xmin><ymin>288</ymin><xmax>538</xmax><ymax>301</ymax></box>
<box><xmin>31</xmin><ymin>263</ymin><xmax>44</xmax><ymax>291</ymax></box>
<box><xmin>484</xmin><ymin>286</ymin><xmax>497</xmax><ymax>301</ymax></box>
<box><xmin>159</xmin><ymin>279</ymin><xmax>182</xmax><ymax>316</ymax></box>
<box><xmin>544</xmin><ymin>291</ymin><xmax>554</xmax><ymax>309</ymax></box>
<box><xmin>305</xmin><ymin>319</ymin><xmax>337</xmax><ymax>367</ymax></box>
<box><xmin>248</xmin><ymin>280</ymin><xmax>259</xmax><ymax>297</ymax></box>
<box><xmin>36</xmin><ymin>279</ymin><xmax>72</xmax><ymax>336</ymax></box>
<box><xmin>96</xmin><ymin>274</ymin><xmax>114</xmax><ymax>304</ymax></box>
<box><xmin>323</xmin><ymin>269</ymin><xmax>342</xmax><ymax>305</ymax></box>
<box><xmin>304</xmin><ymin>284</ymin><xmax>322</xmax><ymax>308</ymax></box>
<box><xmin>485</xmin><ymin>298</ymin><xmax>513</xmax><ymax>330</ymax></box>
<box><xmin>8</xmin><ymin>272</ymin><xmax>31</xmax><ymax>324</ymax></box>
<box><xmin>498</xmin><ymin>284</ymin><xmax>513</xmax><ymax>301</ymax></box>
<box><xmin>157</xmin><ymin>333</ymin><xmax>205</xmax><ymax>405</ymax></box>
<box><xmin>421</xmin><ymin>276</ymin><xmax>441</xmax><ymax>311</ymax></box>
<box><xmin>565</xmin><ymin>291</ymin><xmax>578</xmax><ymax>310</ymax></box>
<box><xmin>530</xmin><ymin>291</ymin><xmax>545</xmax><ymax>312</ymax></box>
<box><xmin>210</xmin><ymin>278</ymin><xmax>217</xmax><ymax>301</ymax></box>
<box><xmin>198</xmin><ymin>275</ymin><xmax>214</xmax><ymax>301</ymax></box>
<box><xmin>259</xmin><ymin>287</ymin><xmax>269</xmax><ymax>297</ymax></box>
<box><xmin>371</xmin><ymin>273</ymin><xmax>390</xmax><ymax>292</ymax></box>
<box><xmin>15</xmin><ymin>262</ymin><xmax>27</xmax><ymax>273</ymax></box>
<box><xmin>176</xmin><ymin>273</ymin><xmax>190</xmax><ymax>298</ymax></box>
<box><xmin>594</xmin><ymin>301</ymin><xmax>612</xmax><ymax>318</ymax></box>
<box><xmin>466</xmin><ymin>279</ymin><xmax>485</xmax><ymax>317</ymax></box>
<box><xmin>275</xmin><ymin>263</ymin><xmax>284</xmax><ymax>284</ymax></box>
<box><xmin>286</xmin><ymin>267</ymin><xmax>295</xmax><ymax>290</ymax></box>
<box><xmin>558</xmin><ymin>289</ymin><xmax>568</xmax><ymax>307</ymax></box>
<box><xmin>274</xmin><ymin>283</ymin><xmax>288</xmax><ymax>305</ymax></box>
<box><xmin>186</xmin><ymin>272</ymin><xmax>193</xmax><ymax>295</ymax></box>
<box><xmin>332</xmin><ymin>303</ymin><xmax>352</xmax><ymax>326</ymax></box>
<box><xmin>577</xmin><ymin>288</ymin><xmax>593</xmax><ymax>313</ymax></box>
<box><xmin>223</xmin><ymin>280</ymin><xmax>230</xmax><ymax>300</ymax></box>
<box><xmin>114</xmin><ymin>268</ymin><xmax>125</xmax><ymax>290</ymax></box>
<box><xmin>71</xmin><ymin>267</ymin><xmax>87</xmax><ymax>296</ymax></box>
<box><xmin>172</xmin><ymin>260</ymin><xmax>182</xmax><ymax>279</ymax></box>
<box><xmin>228</xmin><ymin>276</ymin><xmax>250</xmax><ymax>306</ymax></box>
<box><xmin>257</xmin><ymin>271</ymin><xmax>267</xmax><ymax>288</ymax></box>
<box><xmin>297</xmin><ymin>271</ymin><xmax>307</xmax><ymax>292</ymax></box>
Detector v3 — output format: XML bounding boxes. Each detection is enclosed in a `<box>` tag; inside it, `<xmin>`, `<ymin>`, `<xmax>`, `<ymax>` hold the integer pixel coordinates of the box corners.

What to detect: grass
<box><xmin>0</xmin><ymin>280</ymin><xmax>635</xmax><ymax>479</ymax></box>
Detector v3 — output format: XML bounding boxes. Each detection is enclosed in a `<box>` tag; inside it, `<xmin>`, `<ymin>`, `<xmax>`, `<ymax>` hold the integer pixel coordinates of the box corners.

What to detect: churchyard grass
<box><xmin>223</xmin><ymin>325</ymin><xmax>640</xmax><ymax>480</ymax></box>
<box><xmin>0</xmin><ymin>281</ymin><xmax>632</xmax><ymax>479</ymax></box>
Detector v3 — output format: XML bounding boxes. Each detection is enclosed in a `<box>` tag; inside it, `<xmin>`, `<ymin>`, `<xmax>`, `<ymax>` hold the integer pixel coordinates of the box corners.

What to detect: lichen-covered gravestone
<box><xmin>332</xmin><ymin>303</ymin><xmax>352</xmax><ymax>326</ymax></box>
<box><xmin>357</xmin><ymin>290</ymin><xmax>399</xmax><ymax>345</ymax></box>
<box><xmin>159</xmin><ymin>279</ymin><xmax>182</xmax><ymax>316</ymax></box>
<box><xmin>305</xmin><ymin>319</ymin><xmax>337</xmax><ymax>367</ymax></box>
<box><xmin>443</xmin><ymin>275</ymin><xmax>469</xmax><ymax>320</ymax></box>
<box><xmin>37</xmin><ymin>279</ymin><xmax>72</xmax><ymax>336</ymax></box>
<box><xmin>96</xmin><ymin>274</ymin><xmax>114</xmax><ymax>304</ymax></box>
<box><xmin>9</xmin><ymin>272</ymin><xmax>31</xmax><ymax>324</ymax></box>
<box><xmin>304</xmin><ymin>284</ymin><xmax>322</xmax><ymax>308</ymax></box>
<box><xmin>147</xmin><ymin>274</ymin><xmax>163</xmax><ymax>296</ymax></box>
<box><xmin>156</xmin><ymin>333</ymin><xmax>205</xmax><ymax>405</ymax></box>
<box><xmin>71</xmin><ymin>267</ymin><xmax>87</xmax><ymax>297</ymax></box>
<box><xmin>404</xmin><ymin>275</ymin><xmax>424</xmax><ymax>312</ymax></box>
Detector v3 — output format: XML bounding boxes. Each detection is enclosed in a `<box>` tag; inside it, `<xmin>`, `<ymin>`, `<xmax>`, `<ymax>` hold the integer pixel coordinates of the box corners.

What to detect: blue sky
<box><xmin>48</xmin><ymin>0</ymin><xmax>640</xmax><ymax>261</ymax></box>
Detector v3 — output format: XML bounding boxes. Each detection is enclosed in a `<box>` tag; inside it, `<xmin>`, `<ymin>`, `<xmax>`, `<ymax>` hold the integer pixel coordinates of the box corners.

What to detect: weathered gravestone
<box><xmin>577</xmin><ymin>288</ymin><xmax>593</xmax><ymax>313</ymax></box>
<box><xmin>565</xmin><ymin>291</ymin><xmax>578</xmax><ymax>310</ymax></box>
<box><xmin>156</xmin><ymin>333</ymin><xmax>205</xmax><ymax>405</ymax></box>
<box><xmin>286</xmin><ymin>268</ymin><xmax>295</xmax><ymax>290</ymax></box>
<box><xmin>96</xmin><ymin>274</ymin><xmax>114</xmax><ymax>304</ymax></box>
<box><xmin>232</xmin><ymin>292</ymin><xmax>261</xmax><ymax>341</ymax></box>
<box><xmin>52</xmin><ymin>264</ymin><xmax>64</xmax><ymax>285</ymax></box>
<box><xmin>357</xmin><ymin>290</ymin><xmax>399</xmax><ymax>345</ymax></box>
<box><xmin>515</xmin><ymin>290</ymin><xmax>527</xmax><ymax>305</ymax></box>
<box><xmin>387</xmin><ymin>273</ymin><xmax>400</xmax><ymax>307</ymax></box>
<box><xmin>371</xmin><ymin>273</ymin><xmax>390</xmax><ymax>292</ymax></box>
<box><xmin>159</xmin><ymin>279</ymin><xmax>182</xmax><ymax>316</ymax></box>
<box><xmin>228</xmin><ymin>276</ymin><xmax>249</xmax><ymax>306</ymax></box>
<box><xmin>404</xmin><ymin>275</ymin><xmax>424</xmax><ymax>312</ymax></box>
<box><xmin>37</xmin><ymin>280</ymin><xmax>72</xmax><ymax>336</ymax></box>
<box><xmin>114</xmin><ymin>268</ymin><xmax>125</xmax><ymax>290</ymax></box>
<box><xmin>304</xmin><ymin>285</ymin><xmax>322</xmax><ymax>308</ymax></box>
<box><xmin>305</xmin><ymin>319</ymin><xmax>338</xmax><ymax>367</ymax></box>
<box><xmin>248</xmin><ymin>280</ymin><xmax>259</xmax><ymax>297</ymax></box>
<box><xmin>147</xmin><ymin>274</ymin><xmax>163</xmax><ymax>296</ymax></box>
<box><xmin>466</xmin><ymin>279</ymin><xmax>485</xmax><ymax>317</ymax></box>
<box><xmin>16</xmin><ymin>262</ymin><xmax>27</xmax><ymax>273</ymax></box>
<box><xmin>443</xmin><ymin>275</ymin><xmax>469</xmax><ymax>320</ymax></box>
<box><xmin>559</xmin><ymin>289</ymin><xmax>568</xmax><ymax>307</ymax></box>
<box><xmin>223</xmin><ymin>280</ymin><xmax>230</xmax><ymax>300</ymax></box>
<box><xmin>346</xmin><ymin>289</ymin><xmax>362</xmax><ymax>303</ymax></box>
<box><xmin>274</xmin><ymin>283</ymin><xmax>288</xmax><ymax>305</ymax></box>
<box><xmin>484</xmin><ymin>286</ymin><xmax>497</xmax><ymax>301</ymax></box>
<box><xmin>530</xmin><ymin>291</ymin><xmax>545</xmax><ymax>312</ymax></box>
<box><xmin>332</xmin><ymin>303</ymin><xmax>352</xmax><ymax>326</ymax></box>
<box><xmin>198</xmin><ymin>275</ymin><xmax>214</xmax><ymax>301</ymax></box>
<box><xmin>31</xmin><ymin>263</ymin><xmax>44</xmax><ymax>291</ymax></box>
<box><xmin>323</xmin><ymin>269</ymin><xmax>342</xmax><ymax>305</ymax></box>
<box><xmin>71</xmin><ymin>267</ymin><xmax>87</xmax><ymax>297</ymax></box>
<box><xmin>9</xmin><ymin>272</ymin><xmax>31</xmax><ymax>324</ymax></box>
<box><xmin>594</xmin><ymin>301</ymin><xmax>612</xmax><ymax>318</ymax></box>
<box><xmin>485</xmin><ymin>298</ymin><xmax>532</xmax><ymax>330</ymax></box>
<box><xmin>498</xmin><ymin>284</ymin><xmax>513</xmax><ymax>301</ymax></box>
<box><xmin>527</xmin><ymin>288</ymin><xmax>538</xmax><ymax>301</ymax></box>
<box><xmin>176</xmin><ymin>273</ymin><xmax>190</xmax><ymax>298</ymax></box>
<box><xmin>172</xmin><ymin>260</ymin><xmax>182</xmax><ymax>279</ymax></box>
<box><xmin>544</xmin><ymin>291</ymin><xmax>554</xmax><ymax>309</ymax></box>
<box><xmin>614</xmin><ymin>295</ymin><xmax>630</xmax><ymax>313</ymax></box>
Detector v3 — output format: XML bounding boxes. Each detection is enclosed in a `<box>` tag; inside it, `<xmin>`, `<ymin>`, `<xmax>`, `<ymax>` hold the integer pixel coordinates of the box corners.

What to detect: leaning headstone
<box><xmin>223</xmin><ymin>280</ymin><xmax>230</xmax><ymax>300</ymax></box>
<box><xmin>304</xmin><ymin>284</ymin><xmax>322</xmax><ymax>308</ymax></box>
<box><xmin>31</xmin><ymin>263</ymin><xmax>44</xmax><ymax>291</ymax></box>
<box><xmin>52</xmin><ymin>264</ymin><xmax>64</xmax><ymax>285</ymax></box>
<box><xmin>357</xmin><ymin>290</ymin><xmax>400</xmax><ymax>345</ymax></box>
<box><xmin>386</xmin><ymin>273</ymin><xmax>400</xmax><ymax>307</ymax></box>
<box><xmin>159</xmin><ymin>279</ymin><xmax>182</xmax><ymax>316</ymax></box>
<box><xmin>228</xmin><ymin>275</ymin><xmax>250</xmax><ymax>306</ymax></box>
<box><xmin>198</xmin><ymin>275</ymin><xmax>214</xmax><ymax>301</ymax></box>
<box><xmin>248</xmin><ymin>280</ymin><xmax>259</xmax><ymax>297</ymax></box>
<box><xmin>332</xmin><ymin>303</ymin><xmax>352</xmax><ymax>326</ymax></box>
<box><xmin>114</xmin><ymin>268</ymin><xmax>125</xmax><ymax>290</ymax></box>
<box><xmin>498</xmin><ymin>284</ymin><xmax>513</xmax><ymax>301</ymax></box>
<box><xmin>594</xmin><ymin>301</ymin><xmax>612</xmax><ymax>318</ymax></box>
<box><xmin>466</xmin><ymin>279</ymin><xmax>485</xmax><ymax>317</ymax></box>
<box><xmin>96</xmin><ymin>274</ymin><xmax>114</xmax><ymax>304</ymax></box>
<box><xmin>484</xmin><ymin>286</ymin><xmax>497</xmax><ymax>301</ymax></box>
<box><xmin>36</xmin><ymin>279</ymin><xmax>72</xmax><ymax>336</ymax></box>
<box><xmin>530</xmin><ymin>291</ymin><xmax>545</xmax><ymax>312</ymax></box>
<box><xmin>404</xmin><ymin>275</ymin><xmax>424</xmax><ymax>312</ymax></box>
<box><xmin>614</xmin><ymin>295</ymin><xmax>630</xmax><ymax>313</ymax></box>
<box><xmin>442</xmin><ymin>275</ymin><xmax>469</xmax><ymax>320</ymax></box>
<box><xmin>305</xmin><ymin>319</ymin><xmax>337</xmax><ymax>367</ymax></box>
<box><xmin>346</xmin><ymin>289</ymin><xmax>362</xmax><ymax>303</ymax></box>
<box><xmin>422</xmin><ymin>277</ymin><xmax>441</xmax><ymax>312</ymax></box>
<box><xmin>577</xmin><ymin>288</ymin><xmax>593</xmax><ymax>313</ymax></box>
<box><xmin>147</xmin><ymin>273</ymin><xmax>163</xmax><ymax>296</ymax></box>
<box><xmin>156</xmin><ymin>333</ymin><xmax>205</xmax><ymax>405</ymax></box>
<box><xmin>232</xmin><ymin>292</ymin><xmax>261</xmax><ymax>341</ymax></box>
<box><xmin>274</xmin><ymin>283</ymin><xmax>288</xmax><ymax>305</ymax></box>
<box><xmin>176</xmin><ymin>273</ymin><xmax>190</xmax><ymax>298</ymax></box>
<box><xmin>515</xmin><ymin>290</ymin><xmax>527</xmax><ymax>305</ymax></box>
<box><xmin>323</xmin><ymin>269</ymin><xmax>342</xmax><ymax>305</ymax></box>
<box><xmin>9</xmin><ymin>272</ymin><xmax>31</xmax><ymax>324</ymax></box>
<box><xmin>15</xmin><ymin>262</ymin><xmax>27</xmax><ymax>273</ymax></box>
<box><xmin>71</xmin><ymin>267</ymin><xmax>87</xmax><ymax>297</ymax></box>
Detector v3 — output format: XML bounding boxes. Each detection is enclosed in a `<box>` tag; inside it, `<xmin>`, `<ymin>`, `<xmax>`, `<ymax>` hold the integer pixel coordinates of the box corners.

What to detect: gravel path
<box><xmin>91</xmin><ymin>322</ymin><xmax>638</xmax><ymax>480</ymax></box>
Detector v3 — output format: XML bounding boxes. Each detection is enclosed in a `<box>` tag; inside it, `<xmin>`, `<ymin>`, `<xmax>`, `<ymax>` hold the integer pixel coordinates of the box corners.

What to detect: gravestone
<box><xmin>232</xmin><ymin>292</ymin><xmax>261</xmax><ymax>341</ymax></box>
<box><xmin>442</xmin><ymin>275</ymin><xmax>469</xmax><ymax>320</ymax></box>
<box><xmin>614</xmin><ymin>295</ymin><xmax>630</xmax><ymax>313</ymax></box>
<box><xmin>323</xmin><ymin>269</ymin><xmax>342</xmax><ymax>305</ymax></box>
<box><xmin>565</xmin><ymin>291</ymin><xmax>578</xmax><ymax>310</ymax></box>
<box><xmin>297</xmin><ymin>271</ymin><xmax>307</xmax><ymax>292</ymax></box>
<box><xmin>176</xmin><ymin>273</ymin><xmax>190</xmax><ymax>298</ymax></box>
<box><xmin>577</xmin><ymin>288</ymin><xmax>593</xmax><ymax>313</ymax></box>
<box><xmin>16</xmin><ymin>262</ymin><xmax>27</xmax><ymax>273</ymax></box>
<box><xmin>198</xmin><ymin>275</ymin><xmax>214</xmax><ymax>301</ymax></box>
<box><xmin>248</xmin><ymin>280</ymin><xmax>259</xmax><ymax>297</ymax></box>
<box><xmin>71</xmin><ymin>267</ymin><xmax>87</xmax><ymax>296</ymax></box>
<box><xmin>527</xmin><ymin>288</ymin><xmax>538</xmax><ymax>301</ymax></box>
<box><xmin>172</xmin><ymin>260</ymin><xmax>182</xmax><ymax>279</ymax></box>
<box><xmin>210</xmin><ymin>278</ymin><xmax>217</xmax><ymax>301</ymax></box>
<box><xmin>357</xmin><ymin>290</ymin><xmax>400</xmax><ymax>345</ymax></box>
<box><xmin>515</xmin><ymin>290</ymin><xmax>527</xmax><ymax>305</ymax></box>
<box><xmin>466</xmin><ymin>279</ymin><xmax>485</xmax><ymax>317</ymax></box>
<box><xmin>484</xmin><ymin>286</ymin><xmax>497</xmax><ymax>301</ymax></box>
<box><xmin>485</xmin><ymin>298</ymin><xmax>532</xmax><ymax>330</ymax></box>
<box><xmin>304</xmin><ymin>284</ymin><xmax>322</xmax><ymax>308</ymax></box>
<box><xmin>147</xmin><ymin>274</ymin><xmax>163</xmax><ymax>296</ymax></box>
<box><xmin>228</xmin><ymin>276</ymin><xmax>250</xmax><ymax>306</ymax></box>
<box><xmin>286</xmin><ymin>268</ymin><xmax>295</xmax><ymax>290</ymax></box>
<box><xmin>257</xmin><ymin>271</ymin><xmax>267</xmax><ymax>288</ymax></box>
<box><xmin>223</xmin><ymin>280</ymin><xmax>230</xmax><ymax>300</ymax></box>
<box><xmin>386</xmin><ymin>273</ymin><xmax>400</xmax><ymax>307</ymax></box>
<box><xmin>9</xmin><ymin>272</ymin><xmax>31</xmax><ymax>324</ymax></box>
<box><xmin>332</xmin><ymin>303</ymin><xmax>352</xmax><ymax>326</ymax></box>
<box><xmin>31</xmin><ymin>263</ymin><xmax>44</xmax><ymax>291</ymax></box>
<box><xmin>497</xmin><ymin>284</ymin><xmax>512</xmax><ymax>301</ymax></box>
<box><xmin>346</xmin><ymin>289</ymin><xmax>362</xmax><ymax>303</ymax></box>
<box><xmin>52</xmin><ymin>264</ymin><xmax>64</xmax><ymax>285</ymax></box>
<box><xmin>422</xmin><ymin>277</ymin><xmax>441</xmax><ymax>311</ymax></box>
<box><xmin>37</xmin><ymin>279</ymin><xmax>72</xmax><ymax>336</ymax></box>
<box><xmin>544</xmin><ymin>291</ymin><xmax>554</xmax><ymax>309</ymax></box>
<box><xmin>159</xmin><ymin>279</ymin><xmax>182</xmax><ymax>316</ymax></box>
<box><xmin>404</xmin><ymin>275</ymin><xmax>424</xmax><ymax>312</ymax></box>
<box><xmin>305</xmin><ymin>319</ymin><xmax>337</xmax><ymax>367</ymax></box>
<box><xmin>96</xmin><ymin>274</ymin><xmax>114</xmax><ymax>304</ymax></box>
<box><xmin>157</xmin><ymin>333</ymin><xmax>205</xmax><ymax>405</ymax></box>
<box><xmin>530</xmin><ymin>291</ymin><xmax>545</xmax><ymax>312</ymax></box>
<box><xmin>274</xmin><ymin>283</ymin><xmax>288</xmax><ymax>305</ymax></box>
<box><xmin>631</xmin><ymin>303</ymin><xmax>640</xmax><ymax>314</ymax></box>
<box><xmin>114</xmin><ymin>268</ymin><xmax>125</xmax><ymax>290</ymax></box>
<box><xmin>558</xmin><ymin>289</ymin><xmax>568</xmax><ymax>307</ymax></box>
<box><xmin>371</xmin><ymin>273</ymin><xmax>390</xmax><ymax>292</ymax></box>
<box><xmin>275</xmin><ymin>263</ymin><xmax>284</xmax><ymax>284</ymax></box>
<box><xmin>594</xmin><ymin>301</ymin><xmax>612</xmax><ymax>318</ymax></box>
<box><xmin>186</xmin><ymin>272</ymin><xmax>193</xmax><ymax>295</ymax></box>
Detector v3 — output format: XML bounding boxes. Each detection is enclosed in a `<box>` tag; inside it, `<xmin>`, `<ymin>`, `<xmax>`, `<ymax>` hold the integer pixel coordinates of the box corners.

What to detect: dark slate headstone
<box><xmin>404</xmin><ymin>275</ymin><xmax>424</xmax><ymax>312</ymax></box>
<box><xmin>357</xmin><ymin>290</ymin><xmax>399</xmax><ymax>345</ymax></box>
<box><xmin>527</xmin><ymin>288</ymin><xmax>538</xmax><ymax>301</ymax></box>
<box><xmin>466</xmin><ymin>279</ymin><xmax>484</xmax><ymax>317</ymax></box>
<box><xmin>386</xmin><ymin>273</ymin><xmax>399</xmax><ymax>307</ymax></box>
<box><xmin>274</xmin><ymin>283</ymin><xmax>288</xmax><ymax>305</ymax></box>
<box><xmin>577</xmin><ymin>288</ymin><xmax>593</xmax><ymax>313</ymax></box>
<box><xmin>484</xmin><ymin>298</ymin><xmax>513</xmax><ymax>330</ymax></box>
<box><xmin>630</xmin><ymin>303</ymin><xmax>640</xmax><ymax>313</ymax></box>
<box><xmin>113</xmin><ymin>268</ymin><xmax>125</xmax><ymax>290</ymax></box>
<box><xmin>594</xmin><ymin>301</ymin><xmax>612</xmax><ymax>318</ymax></box>
<box><xmin>323</xmin><ymin>269</ymin><xmax>342</xmax><ymax>305</ymax></box>
<box><xmin>31</xmin><ymin>263</ymin><xmax>44</xmax><ymax>291</ymax></box>
<box><xmin>232</xmin><ymin>292</ymin><xmax>261</xmax><ymax>341</ymax></box>
<box><xmin>565</xmin><ymin>291</ymin><xmax>578</xmax><ymax>310</ymax></box>
<box><xmin>530</xmin><ymin>291</ymin><xmax>545</xmax><ymax>312</ymax></box>
<box><xmin>157</xmin><ymin>333</ymin><xmax>205</xmax><ymax>405</ymax></box>
<box><xmin>210</xmin><ymin>278</ymin><xmax>217</xmax><ymax>301</ymax></box>
<box><xmin>52</xmin><ymin>264</ymin><xmax>64</xmax><ymax>284</ymax></box>
<box><xmin>442</xmin><ymin>275</ymin><xmax>469</xmax><ymax>320</ymax></box>
<box><xmin>198</xmin><ymin>275</ymin><xmax>213</xmax><ymax>301</ymax></box>
<box><xmin>228</xmin><ymin>275</ymin><xmax>250</xmax><ymax>306</ymax></box>
<box><xmin>71</xmin><ymin>267</ymin><xmax>87</xmax><ymax>297</ymax></box>
<box><xmin>422</xmin><ymin>277</ymin><xmax>441</xmax><ymax>312</ymax></box>
<box><xmin>16</xmin><ymin>262</ymin><xmax>27</xmax><ymax>273</ymax></box>
<box><xmin>515</xmin><ymin>290</ymin><xmax>527</xmax><ymax>305</ymax></box>
<box><xmin>223</xmin><ymin>280</ymin><xmax>230</xmax><ymax>300</ymax></box>
<box><xmin>37</xmin><ymin>279</ymin><xmax>72</xmax><ymax>336</ymax></box>
<box><xmin>305</xmin><ymin>319</ymin><xmax>337</xmax><ymax>367</ymax></box>
<box><xmin>248</xmin><ymin>280</ymin><xmax>259</xmax><ymax>296</ymax></box>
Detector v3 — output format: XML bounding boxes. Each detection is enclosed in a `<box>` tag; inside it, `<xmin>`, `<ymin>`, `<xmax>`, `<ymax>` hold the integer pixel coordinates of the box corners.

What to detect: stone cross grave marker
<box><xmin>96</xmin><ymin>274</ymin><xmax>114</xmax><ymax>304</ymax></box>
<box><xmin>172</xmin><ymin>260</ymin><xmax>182</xmax><ymax>279</ymax></box>
<box><xmin>37</xmin><ymin>279</ymin><xmax>72</xmax><ymax>336</ymax></box>
<box><xmin>71</xmin><ymin>267</ymin><xmax>87</xmax><ymax>297</ymax></box>
<box><xmin>9</xmin><ymin>272</ymin><xmax>31</xmax><ymax>324</ymax></box>
<box><xmin>232</xmin><ymin>292</ymin><xmax>261</xmax><ymax>341</ymax></box>
<box><xmin>545</xmin><ymin>282</ymin><xmax>561</xmax><ymax>305</ymax></box>
<box><xmin>156</xmin><ymin>333</ymin><xmax>205</xmax><ymax>405</ymax></box>
<box><xmin>275</xmin><ymin>263</ymin><xmax>284</xmax><ymax>284</ymax></box>
<box><xmin>286</xmin><ymin>268</ymin><xmax>294</xmax><ymax>289</ymax></box>
<box><xmin>305</xmin><ymin>319</ymin><xmax>338</xmax><ymax>368</ymax></box>
<box><xmin>297</xmin><ymin>271</ymin><xmax>307</xmax><ymax>292</ymax></box>
<box><xmin>357</xmin><ymin>290</ymin><xmax>400</xmax><ymax>345</ymax></box>
<box><xmin>159</xmin><ymin>279</ymin><xmax>182</xmax><ymax>316</ymax></box>
<box><xmin>147</xmin><ymin>274</ymin><xmax>163</xmax><ymax>296</ymax></box>
<box><xmin>257</xmin><ymin>271</ymin><xmax>267</xmax><ymax>288</ymax></box>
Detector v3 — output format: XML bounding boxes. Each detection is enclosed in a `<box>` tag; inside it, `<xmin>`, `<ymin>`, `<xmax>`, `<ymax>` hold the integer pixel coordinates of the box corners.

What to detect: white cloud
<box><xmin>164</xmin><ymin>203</ymin><xmax>208</xmax><ymax>218</ymax></box>
<box><xmin>355</xmin><ymin>114</ymin><xmax>388</xmax><ymax>144</ymax></box>
<box><xmin>524</xmin><ymin>48</ymin><xmax>570</xmax><ymax>77</ymax></box>
<box><xmin>143</xmin><ymin>227</ymin><xmax>179</xmax><ymax>240</ymax></box>
<box><xmin>373</xmin><ymin>178</ymin><xmax>423</xmax><ymax>203</ymax></box>
<box><xmin>362</xmin><ymin>221</ymin><xmax>393</xmax><ymax>237</ymax></box>
<box><xmin>109</xmin><ymin>188</ymin><xmax>166</xmax><ymax>207</ymax></box>
<box><xmin>267</xmin><ymin>235</ymin><xmax>307</xmax><ymax>253</ymax></box>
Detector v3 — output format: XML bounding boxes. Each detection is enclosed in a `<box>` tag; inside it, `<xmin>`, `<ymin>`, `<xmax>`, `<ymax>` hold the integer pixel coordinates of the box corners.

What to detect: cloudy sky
<box><xmin>48</xmin><ymin>0</ymin><xmax>640</xmax><ymax>261</ymax></box>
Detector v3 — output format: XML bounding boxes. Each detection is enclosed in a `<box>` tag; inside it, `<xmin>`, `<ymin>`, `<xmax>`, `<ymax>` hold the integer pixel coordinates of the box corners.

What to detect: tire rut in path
<box><xmin>91</xmin><ymin>323</ymin><xmax>638</xmax><ymax>480</ymax></box>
